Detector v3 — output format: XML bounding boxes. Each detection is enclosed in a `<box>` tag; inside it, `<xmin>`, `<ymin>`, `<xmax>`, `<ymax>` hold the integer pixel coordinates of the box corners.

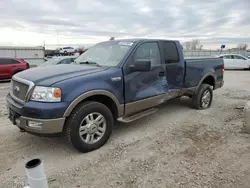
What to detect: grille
<box><xmin>11</xmin><ymin>80</ymin><xmax>29</xmax><ymax>102</ymax></box>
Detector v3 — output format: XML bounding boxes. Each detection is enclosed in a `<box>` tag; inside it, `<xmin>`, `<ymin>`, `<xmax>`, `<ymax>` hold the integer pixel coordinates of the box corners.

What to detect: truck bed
<box><xmin>184</xmin><ymin>57</ymin><xmax>224</xmax><ymax>89</ymax></box>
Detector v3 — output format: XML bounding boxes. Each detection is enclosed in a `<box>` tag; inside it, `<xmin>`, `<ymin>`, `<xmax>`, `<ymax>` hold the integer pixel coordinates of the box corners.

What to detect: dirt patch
<box><xmin>224</xmin><ymin>106</ymin><xmax>243</xmax><ymax>123</ymax></box>
<box><xmin>0</xmin><ymin>106</ymin><xmax>7</xmax><ymax>117</ymax></box>
<box><xmin>222</xmin><ymin>90</ymin><xmax>250</xmax><ymax>100</ymax></box>
<box><xmin>182</xmin><ymin>125</ymin><xmax>222</xmax><ymax>157</ymax></box>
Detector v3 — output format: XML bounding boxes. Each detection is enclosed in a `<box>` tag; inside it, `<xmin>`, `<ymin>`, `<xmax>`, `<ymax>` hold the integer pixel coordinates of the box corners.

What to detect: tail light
<box><xmin>222</xmin><ymin>63</ymin><xmax>224</xmax><ymax>75</ymax></box>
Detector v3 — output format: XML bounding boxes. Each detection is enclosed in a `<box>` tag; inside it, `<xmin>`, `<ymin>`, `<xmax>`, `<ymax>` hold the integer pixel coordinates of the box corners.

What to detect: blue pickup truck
<box><xmin>6</xmin><ymin>39</ymin><xmax>224</xmax><ymax>152</ymax></box>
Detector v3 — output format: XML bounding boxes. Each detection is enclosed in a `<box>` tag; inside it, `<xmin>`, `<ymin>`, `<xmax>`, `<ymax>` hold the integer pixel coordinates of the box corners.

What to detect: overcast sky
<box><xmin>0</xmin><ymin>0</ymin><xmax>249</xmax><ymax>49</ymax></box>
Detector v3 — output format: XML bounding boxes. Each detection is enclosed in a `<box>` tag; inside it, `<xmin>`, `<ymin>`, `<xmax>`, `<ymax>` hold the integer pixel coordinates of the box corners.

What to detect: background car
<box><xmin>39</xmin><ymin>56</ymin><xmax>77</xmax><ymax>67</ymax></box>
<box><xmin>44</xmin><ymin>55</ymin><xmax>53</xmax><ymax>61</ymax></box>
<box><xmin>59</xmin><ymin>47</ymin><xmax>76</xmax><ymax>54</ymax></box>
<box><xmin>218</xmin><ymin>54</ymin><xmax>250</xmax><ymax>69</ymax></box>
<box><xmin>0</xmin><ymin>57</ymin><xmax>29</xmax><ymax>80</ymax></box>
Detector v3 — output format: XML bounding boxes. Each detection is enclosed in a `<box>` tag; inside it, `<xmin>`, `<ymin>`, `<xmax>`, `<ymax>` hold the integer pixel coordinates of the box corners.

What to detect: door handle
<box><xmin>158</xmin><ymin>71</ymin><xmax>165</xmax><ymax>77</ymax></box>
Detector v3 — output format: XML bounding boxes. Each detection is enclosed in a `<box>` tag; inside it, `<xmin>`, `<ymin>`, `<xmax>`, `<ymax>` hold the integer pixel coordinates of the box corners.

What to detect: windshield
<box><xmin>74</xmin><ymin>41</ymin><xmax>134</xmax><ymax>66</ymax></box>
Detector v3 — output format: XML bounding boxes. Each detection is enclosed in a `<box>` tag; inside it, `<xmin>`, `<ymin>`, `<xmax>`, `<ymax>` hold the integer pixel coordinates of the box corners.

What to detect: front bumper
<box><xmin>11</xmin><ymin>114</ymin><xmax>65</xmax><ymax>134</ymax></box>
<box><xmin>6</xmin><ymin>94</ymin><xmax>66</xmax><ymax>134</ymax></box>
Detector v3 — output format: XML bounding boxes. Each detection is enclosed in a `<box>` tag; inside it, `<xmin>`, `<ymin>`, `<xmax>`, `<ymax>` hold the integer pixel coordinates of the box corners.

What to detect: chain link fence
<box><xmin>183</xmin><ymin>50</ymin><xmax>248</xmax><ymax>58</ymax></box>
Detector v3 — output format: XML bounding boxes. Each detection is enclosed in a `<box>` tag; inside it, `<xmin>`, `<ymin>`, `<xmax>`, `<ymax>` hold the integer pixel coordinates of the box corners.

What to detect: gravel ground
<box><xmin>1</xmin><ymin>71</ymin><xmax>250</xmax><ymax>188</ymax></box>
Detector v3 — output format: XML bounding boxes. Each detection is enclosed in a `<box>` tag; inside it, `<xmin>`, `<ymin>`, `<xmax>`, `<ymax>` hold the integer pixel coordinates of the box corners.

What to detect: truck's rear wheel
<box><xmin>65</xmin><ymin>101</ymin><xmax>113</xmax><ymax>153</ymax></box>
<box><xmin>192</xmin><ymin>84</ymin><xmax>213</xmax><ymax>110</ymax></box>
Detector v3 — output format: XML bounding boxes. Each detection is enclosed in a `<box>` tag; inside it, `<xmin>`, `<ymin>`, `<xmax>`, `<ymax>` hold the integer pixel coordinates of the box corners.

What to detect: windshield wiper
<box><xmin>77</xmin><ymin>61</ymin><xmax>101</xmax><ymax>67</ymax></box>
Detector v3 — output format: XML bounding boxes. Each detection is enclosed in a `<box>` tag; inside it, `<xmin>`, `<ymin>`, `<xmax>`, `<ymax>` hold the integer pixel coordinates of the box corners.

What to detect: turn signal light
<box><xmin>53</xmin><ymin>88</ymin><xmax>62</xmax><ymax>98</ymax></box>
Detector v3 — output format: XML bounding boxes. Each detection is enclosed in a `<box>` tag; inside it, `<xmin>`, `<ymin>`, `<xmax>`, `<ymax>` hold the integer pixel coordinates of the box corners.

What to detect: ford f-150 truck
<box><xmin>6</xmin><ymin>39</ymin><xmax>224</xmax><ymax>152</ymax></box>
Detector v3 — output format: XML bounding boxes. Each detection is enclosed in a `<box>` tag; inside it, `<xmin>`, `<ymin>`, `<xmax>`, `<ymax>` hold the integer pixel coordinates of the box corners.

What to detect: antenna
<box><xmin>57</xmin><ymin>29</ymin><xmax>59</xmax><ymax>49</ymax></box>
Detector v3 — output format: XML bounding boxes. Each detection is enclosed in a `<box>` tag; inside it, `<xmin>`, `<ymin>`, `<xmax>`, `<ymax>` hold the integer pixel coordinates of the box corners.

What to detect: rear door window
<box><xmin>163</xmin><ymin>42</ymin><xmax>179</xmax><ymax>64</ymax></box>
<box><xmin>0</xmin><ymin>59</ymin><xmax>5</xmax><ymax>65</ymax></box>
<box><xmin>0</xmin><ymin>59</ymin><xmax>13</xmax><ymax>65</ymax></box>
<box><xmin>222</xmin><ymin>55</ymin><xmax>231</xmax><ymax>59</ymax></box>
<box><xmin>11</xmin><ymin>59</ymin><xmax>21</xmax><ymax>64</ymax></box>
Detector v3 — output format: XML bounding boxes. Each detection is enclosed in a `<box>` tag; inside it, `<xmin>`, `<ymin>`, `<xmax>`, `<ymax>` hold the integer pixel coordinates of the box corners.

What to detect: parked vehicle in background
<box><xmin>6</xmin><ymin>39</ymin><xmax>224</xmax><ymax>152</ymax></box>
<box><xmin>59</xmin><ymin>47</ymin><xmax>76</xmax><ymax>54</ymax></box>
<box><xmin>44</xmin><ymin>55</ymin><xmax>53</xmax><ymax>61</ymax></box>
<box><xmin>39</xmin><ymin>56</ymin><xmax>77</xmax><ymax>67</ymax></box>
<box><xmin>218</xmin><ymin>54</ymin><xmax>250</xmax><ymax>69</ymax></box>
<box><xmin>0</xmin><ymin>57</ymin><xmax>29</xmax><ymax>80</ymax></box>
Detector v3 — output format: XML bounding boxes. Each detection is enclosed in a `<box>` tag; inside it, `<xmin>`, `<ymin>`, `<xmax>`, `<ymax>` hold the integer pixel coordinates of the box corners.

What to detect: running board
<box><xmin>117</xmin><ymin>108</ymin><xmax>158</xmax><ymax>123</ymax></box>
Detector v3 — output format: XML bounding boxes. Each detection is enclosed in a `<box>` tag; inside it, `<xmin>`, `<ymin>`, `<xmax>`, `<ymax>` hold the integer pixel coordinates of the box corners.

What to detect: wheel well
<box><xmin>80</xmin><ymin>95</ymin><xmax>118</xmax><ymax>119</ymax></box>
<box><xmin>202</xmin><ymin>76</ymin><xmax>215</xmax><ymax>89</ymax></box>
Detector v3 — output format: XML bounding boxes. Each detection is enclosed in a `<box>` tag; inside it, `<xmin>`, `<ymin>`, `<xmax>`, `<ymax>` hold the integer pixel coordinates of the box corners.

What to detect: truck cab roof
<box><xmin>104</xmin><ymin>38</ymin><xmax>178</xmax><ymax>43</ymax></box>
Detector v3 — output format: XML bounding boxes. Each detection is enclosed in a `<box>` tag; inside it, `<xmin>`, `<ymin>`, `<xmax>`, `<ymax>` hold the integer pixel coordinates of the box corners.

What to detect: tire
<box><xmin>192</xmin><ymin>84</ymin><xmax>213</xmax><ymax>110</ymax></box>
<box><xmin>64</xmin><ymin>101</ymin><xmax>113</xmax><ymax>153</ymax></box>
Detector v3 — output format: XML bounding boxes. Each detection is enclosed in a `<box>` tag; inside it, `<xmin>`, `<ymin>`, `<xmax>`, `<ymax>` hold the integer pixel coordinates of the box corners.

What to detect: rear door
<box><xmin>0</xmin><ymin>58</ymin><xmax>13</xmax><ymax>79</ymax></box>
<box><xmin>221</xmin><ymin>55</ymin><xmax>234</xmax><ymax>69</ymax></box>
<box><xmin>163</xmin><ymin>41</ymin><xmax>184</xmax><ymax>97</ymax></box>
<box><xmin>12</xmin><ymin>59</ymin><xmax>26</xmax><ymax>71</ymax></box>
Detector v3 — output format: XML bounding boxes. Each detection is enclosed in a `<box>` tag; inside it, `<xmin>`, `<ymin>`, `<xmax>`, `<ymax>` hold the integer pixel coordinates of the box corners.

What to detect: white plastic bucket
<box><xmin>25</xmin><ymin>158</ymin><xmax>48</xmax><ymax>188</ymax></box>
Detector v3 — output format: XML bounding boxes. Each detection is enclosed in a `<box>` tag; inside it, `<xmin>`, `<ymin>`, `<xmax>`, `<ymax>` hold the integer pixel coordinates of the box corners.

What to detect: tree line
<box><xmin>182</xmin><ymin>39</ymin><xmax>249</xmax><ymax>51</ymax></box>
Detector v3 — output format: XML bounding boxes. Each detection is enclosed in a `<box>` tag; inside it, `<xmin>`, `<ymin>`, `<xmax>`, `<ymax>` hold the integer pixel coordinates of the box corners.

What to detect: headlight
<box><xmin>30</xmin><ymin>86</ymin><xmax>62</xmax><ymax>102</ymax></box>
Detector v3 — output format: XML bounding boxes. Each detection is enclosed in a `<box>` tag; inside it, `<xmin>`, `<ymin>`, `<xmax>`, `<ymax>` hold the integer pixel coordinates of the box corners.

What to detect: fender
<box><xmin>63</xmin><ymin>90</ymin><xmax>124</xmax><ymax>117</ymax></box>
<box><xmin>196</xmin><ymin>72</ymin><xmax>216</xmax><ymax>92</ymax></box>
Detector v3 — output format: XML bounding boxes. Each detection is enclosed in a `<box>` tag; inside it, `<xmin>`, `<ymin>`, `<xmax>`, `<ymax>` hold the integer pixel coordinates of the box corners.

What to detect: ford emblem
<box><xmin>14</xmin><ymin>86</ymin><xmax>20</xmax><ymax>93</ymax></box>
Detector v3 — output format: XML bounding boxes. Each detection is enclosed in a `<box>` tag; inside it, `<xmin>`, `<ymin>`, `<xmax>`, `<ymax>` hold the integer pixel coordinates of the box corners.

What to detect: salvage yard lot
<box><xmin>1</xmin><ymin>71</ymin><xmax>250</xmax><ymax>188</ymax></box>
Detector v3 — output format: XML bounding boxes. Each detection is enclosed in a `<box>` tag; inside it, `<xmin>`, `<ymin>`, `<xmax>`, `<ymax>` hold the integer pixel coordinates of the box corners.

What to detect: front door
<box><xmin>232</xmin><ymin>55</ymin><xmax>248</xmax><ymax>69</ymax></box>
<box><xmin>163</xmin><ymin>41</ymin><xmax>184</xmax><ymax>97</ymax></box>
<box><xmin>123</xmin><ymin>42</ymin><xmax>167</xmax><ymax>115</ymax></box>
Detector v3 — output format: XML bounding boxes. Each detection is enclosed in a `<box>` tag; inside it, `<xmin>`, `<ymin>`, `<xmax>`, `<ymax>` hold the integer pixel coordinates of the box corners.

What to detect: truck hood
<box><xmin>15</xmin><ymin>64</ymin><xmax>108</xmax><ymax>86</ymax></box>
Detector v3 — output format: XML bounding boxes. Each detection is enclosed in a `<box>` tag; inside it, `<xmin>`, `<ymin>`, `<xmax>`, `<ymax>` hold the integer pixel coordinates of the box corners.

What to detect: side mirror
<box><xmin>129</xmin><ymin>59</ymin><xmax>151</xmax><ymax>72</ymax></box>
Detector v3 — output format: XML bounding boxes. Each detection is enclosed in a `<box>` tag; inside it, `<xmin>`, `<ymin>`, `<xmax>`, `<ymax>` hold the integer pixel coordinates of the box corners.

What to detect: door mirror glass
<box><xmin>129</xmin><ymin>59</ymin><xmax>151</xmax><ymax>72</ymax></box>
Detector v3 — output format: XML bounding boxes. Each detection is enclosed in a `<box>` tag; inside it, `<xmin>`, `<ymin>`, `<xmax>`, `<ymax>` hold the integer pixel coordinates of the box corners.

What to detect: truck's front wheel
<box><xmin>192</xmin><ymin>84</ymin><xmax>213</xmax><ymax>110</ymax></box>
<box><xmin>65</xmin><ymin>101</ymin><xmax>113</xmax><ymax>153</ymax></box>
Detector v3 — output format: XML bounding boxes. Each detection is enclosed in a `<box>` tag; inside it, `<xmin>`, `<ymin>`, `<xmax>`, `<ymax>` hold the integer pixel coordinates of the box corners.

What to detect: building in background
<box><xmin>0</xmin><ymin>46</ymin><xmax>45</xmax><ymax>67</ymax></box>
